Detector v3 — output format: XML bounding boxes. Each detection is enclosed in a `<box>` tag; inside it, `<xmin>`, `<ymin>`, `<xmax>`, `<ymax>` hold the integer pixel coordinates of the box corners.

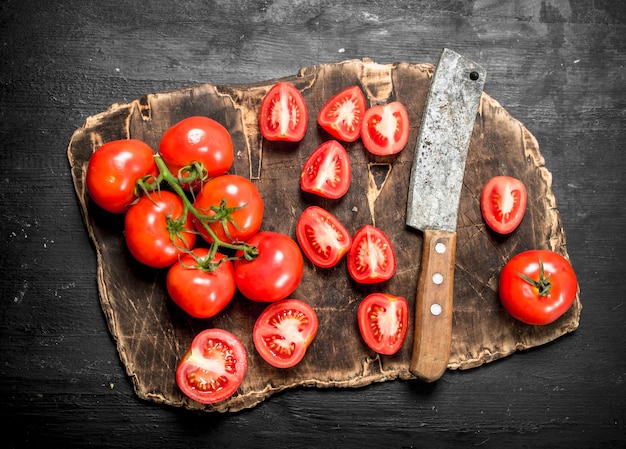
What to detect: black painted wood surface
<box><xmin>2</xmin><ymin>1</ymin><xmax>625</xmax><ymax>447</ymax></box>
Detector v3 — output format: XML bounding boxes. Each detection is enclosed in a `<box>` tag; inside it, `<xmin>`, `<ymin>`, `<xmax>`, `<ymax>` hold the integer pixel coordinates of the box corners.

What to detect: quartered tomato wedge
<box><xmin>259</xmin><ymin>82</ymin><xmax>308</xmax><ymax>142</ymax></box>
<box><xmin>176</xmin><ymin>329</ymin><xmax>248</xmax><ymax>404</ymax></box>
<box><xmin>347</xmin><ymin>225</ymin><xmax>396</xmax><ymax>284</ymax></box>
<box><xmin>253</xmin><ymin>299</ymin><xmax>318</xmax><ymax>368</ymax></box>
<box><xmin>296</xmin><ymin>206</ymin><xmax>352</xmax><ymax>268</ymax></box>
<box><xmin>358</xmin><ymin>293</ymin><xmax>409</xmax><ymax>355</ymax></box>
<box><xmin>480</xmin><ymin>175</ymin><xmax>527</xmax><ymax>234</ymax></box>
<box><xmin>361</xmin><ymin>102</ymin><xmax>410</xmax><ymax>156</ymax></box>
<box><xmin>300</xmin><ymin>140</ymin><xmax>351</xmax><ymax>199</ymax></box>
<box><xmin>317</xmin><ymin>85</ymin><xmax>366</xmax><ymax>142</ymax></box>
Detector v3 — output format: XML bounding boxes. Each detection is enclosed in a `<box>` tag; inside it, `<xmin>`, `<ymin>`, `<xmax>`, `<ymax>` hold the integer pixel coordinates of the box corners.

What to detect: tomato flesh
<box><xmin>361</xmin><ymin>102</ymin><xmax>410</xmax><ymax>156</ymax></box>
<box><xmin>253</xmin><ymin>299</ymin><xmax>318</xmax><ymax>368</ymax></box>
<box><xmin>296</xmin><ymin>206</ymin><xmax>352</xmax><ymax>268</ymax></box>
<box><xmin>317</xmin><ymin>85</ymin><xmax>366</xmax><ymax>142</ymax></box>
<box><xmin>300</xmin><ymin>140</ymin><xmax>351</xmax><ymax>199</ymax></box>
<box><xmin>481</xmin><ymin>176</ymin><xmax>527</xmax><ymax>234</ymax></box>
<box><xmin>259</xmin><ymin>82</ymin><xmax>308</xmax><ymax>142</ymax></box>
<box><xmin>358</xmin><ymin>293</ymin><xmax>409</xmax><ymax>355</ymax></box>
<box><xmin>176</xmin><ymin>329</ymin><xmax>248</xmax><ymax>404</ymax></box>
<box><xmin>347</xmin><ymin>225</ymin><xmax>396</xmax><ymax>284</ymax></box>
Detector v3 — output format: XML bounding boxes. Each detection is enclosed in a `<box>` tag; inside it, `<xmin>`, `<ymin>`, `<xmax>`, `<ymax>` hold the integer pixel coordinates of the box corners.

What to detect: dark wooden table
<box><xmin>2</xmin><ymin>1</ymin><xmax>625</xmax><ymax>447</ymax></box>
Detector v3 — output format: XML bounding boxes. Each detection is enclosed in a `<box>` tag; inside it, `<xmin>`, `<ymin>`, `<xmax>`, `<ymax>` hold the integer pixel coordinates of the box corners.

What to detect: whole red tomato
<box><xmin>192</xmin><ymin>174</ymin><xmax>264</xmax><ymax>244</ymax></box>
<box><xmin>317</xmin><ymin>85</ymin><xmax>366</xmax><ymax>142</ymax></box>
<box><xmin>159</xmin><ymin>116</ymin><xmax>234</xmax><ymax>190</ymax></box>
<box><xmin>499</xmin><ymin>249</ymin><xmax>578</xmax><ymax>325</ymax></box>
<box><xmin>300</xmin><ymin>140</ymin><xmax>351</xmax><ymax>199</ymax></box>
<box><xmin>86</xmin><ymin>139</ymin><xmax>158</xmax><ymax>213</ymax></box>
<box><xmin>124</xmin><ymin>190</ymin><xmax>196</xmax><ymax>268</ymax></box>
<box><xmin>481</xmin><ymin>176</ymin><xmax>527</xmax><ymax>234</ymax></box>
<box><xmin>166</xmin><ymin>248</ymin><xmax>236</xmax><ymax>319</ymax></box>
<box><xmin>347</xmin><ymin>225</ymin><xmax>396</xmax><ymax>284</ymax></box>
<box><xmin>296</xmin><ymin>206</ymin><xmax>352</xmax><ymax>268</ymax></box>
<box><xmin>358</xmin><ymin>293</ymin><xmax>409</xmax><ymax>355</ymax></box>
<box><xmin>234</xmin><ymin>232</ymin><xmax>304</xmax><ymax>302</ymax></box>
<box><xmin>258</xmin><ymin>82</ymin><xmax>308</xmax><ymax>142</ymax></box>
<box><xmin>361</xmin><ymin>102</ymin><xmax>410</xmax><ymax>156</ymax></box>
<box><xmin>176</xmin><ymin>328</ymin><xmax>248</xmax><ymax>404</ymax></box>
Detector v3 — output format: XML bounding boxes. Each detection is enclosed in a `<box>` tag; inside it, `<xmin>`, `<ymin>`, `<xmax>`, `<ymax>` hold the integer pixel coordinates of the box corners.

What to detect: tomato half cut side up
<box><xmin>480</xmin><ymin>175</ymin><xmax>527</xmax><ymax>234</ymax></box>
<box><xmin>300</xmin><ymin>140</ymin><xmax>351</xmax><ymax>199</ymax></box>
<box><xmin>296</xmin><ymin>206</ymin><xmax>352</xmax><ymax>268</ymax></box>
<box><xmin>176</xmin><ymin>329</ymin><xmax>248</xmax><ymax>405</ymax></box>
<box><xmin>317</xmin><ymin>85</ymin><xmax>366</xmax><ymax>142</ymax></box>
<box><xmin>361</xmin><ymin>102</ymin><xmax>410</xmax><ymax>156</ymax></box>
<box><xmin>253</xmin><ymin>299</ymin><xmax>318</xmax><ymax>368</ymax></box>
<box><xmin>358</xmin><ymin>293</ymin><xmax>409</xmax><ymax>355</ymax></box>
<box><xmin>347</xmin><ymin>225</ymin><xmax>396</xmax><ymax>284</ymax></box>
<box><xmin>259</xmin><ymin>82</ymin><xmax>308</xmax><ymax>142</ymax></box>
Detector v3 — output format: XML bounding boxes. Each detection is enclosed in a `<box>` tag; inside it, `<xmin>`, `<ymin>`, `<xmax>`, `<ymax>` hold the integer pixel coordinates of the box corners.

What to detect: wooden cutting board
<box><xmin>67</xmin><ymin>59</ymin><xmax>581</xmax><ymax>413</ymax></box>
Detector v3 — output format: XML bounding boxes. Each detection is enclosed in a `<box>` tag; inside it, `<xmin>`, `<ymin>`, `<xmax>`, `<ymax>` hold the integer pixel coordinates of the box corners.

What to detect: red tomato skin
<box><xmin>166</xmin><ymin>249</ymin><xmax>236</xmax><ymax>319</ymax></box>
<box><xmin>258</xmin><ymin>82</ymin><xmax>308</xmax><ymax>142</ymax></box>
<box><xmin>192</xmin><ymin>174</ymin><xmax>264</xmax><ymax>244</ymax></box>
<box><xmin>296</xmin><ymin>206</ymin><xmax>352</xmax><ymax>268</ymax></box>
<box><xmin>499</xmin><ymin>250</ymin><xmax>578</xmax><ymax>325</ymax></box>
<box><xmin>124</xmin><ymin>191</ymin><xmax>196</xmax><ymax>268</ymax></box>
<box><xmin>159</xmin><ymin>116</ymin><xmax>234</xmax><ymax>189</ymax></box>
<box><xmin>234</xmin><ymin>232</ymin><xmax>304</xmax><ymax>302</ymax></box>
<box><xmin>300</xmin><ymin>140</ymin><xmax>351</xmax><ymax>199</ymax></box>
<box><xmin>347</xmin><ymin>225</ymin><xmax>397</xmax><ymax>284</ymax></box>
<box><xmin>86</xmin><ymin>139</ymin><xmax>158</xmax><ymax>214</ymax></box>
<box><xmin>253</xmin><ymin>299</ymin><xmax>318</xmax><ymax>368</ymax></box>
<box><xmin>361</xmin><ymin>102</ymin><xmax>410</xmax><ymax>156</ymax></box>
<box><xmin>358</xmin><ymin>293</ymin><xmax>409</xmax><ymax>355</ymax></box>
<box><xmin>481</xmin><ymin>176</ymin><xmax>527</xmax><ymax>234</ymax></box>
<box><xmin>317</xmin><ymin>85</ymin><xmax>366</xmax><ymax>142</ymax></box>
<box><xmin>176</xmin><ymin>329</ymin><xmax>248</xmax><ymax>404</ymax></box>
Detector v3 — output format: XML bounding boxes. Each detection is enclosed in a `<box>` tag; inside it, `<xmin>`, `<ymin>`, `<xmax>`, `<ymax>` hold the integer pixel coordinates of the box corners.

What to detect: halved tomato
<box><xmin>296</xmin><ymin>206</ymin><xmax>352</xmax><ymax>268</ymax></box>
<box><xmin>358</xmin><ymin>293</ymin><xmax>409</xmax><ymax>355</ymax></box>
<box><xmin>361</xmin><ymin>102</ymin><xmax>410</xmax><ymax>156</ymax></box>
<box><xmin>347</xmin><ymin>225</ymin><xmax>396</xmax><ymax>284</ymax></box>
<box><xmin>258</xmin><ymin>82</ymin><xmax>308</xmax><ymax>142</ymax></box>
<box><xmin>300</xmin><ymin>140</ymin><xmax>351</xmax><ymax>199</ymax></box>
<box><xmin>480</xmin><ymin>175</ymin><xmax>527</xmax><ymax>234</ymax></box>
<box><xmin>253</xmin><ymin>299</ymin><xmax>318</xmax><ymax>368</ymax></box>
<box><xmin>176</xmin><ymin>328</ymin><xmax>248</xmax><ymax>404</ymax></box>
<box><xmin>317</xmin><ymin>85</ymin><xmax>366</xmax><ymax>142</ymax></box>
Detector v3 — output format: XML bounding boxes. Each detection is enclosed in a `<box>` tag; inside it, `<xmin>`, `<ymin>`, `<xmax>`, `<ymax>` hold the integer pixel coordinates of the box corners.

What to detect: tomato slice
<box><xmin>300</xmin><ymin>140</ymin><xmax>351</xmax><ymax>199</ymax></box>
<box><xmin>296</xmin><ymin>206</ymin><xmax>352</xmax><ymax>268</ymax></box>
<box><xmin>317</xmin><ymin>85</ymin><xmax>366</xmax><ymax>142</ymax></box>
<box><xmin>358</xmin><ymin>293</ymin><xmax>409</xmax><ymax>355</ymax></box>
<box><xmin>259</xmin><ymin>82</ymin><xmax>308</xmax><ymax>142</ymax></box>
<box><xmin>480</xmin><ymin>175</ymin><xmax>527</xmax><ymax>234</ymax></box>
<box><xmin>361</xmin><ymin>102</ymin><xmax>410</xmax><ymax>156</ymax></box>
<box><xmin>347</xmin><ymin>225</ymin><xmax>396</xmax><ymax>284</ymax></box>
<box><xmin>253</xmin><ymin>299</ymin><xmax>318</xmax><ymax>368</ymax></box>
<box><xmin>176</xmin><ymin>329</ymin><xmax>248</xmax><ymax>404</ymax></box>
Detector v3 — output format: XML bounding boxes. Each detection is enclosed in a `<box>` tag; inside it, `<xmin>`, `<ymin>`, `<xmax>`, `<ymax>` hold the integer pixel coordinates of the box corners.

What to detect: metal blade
<box><xmin>406</xmin><ymin>48</ymin><xmax>486</xmax><ymax>232</ymax></box>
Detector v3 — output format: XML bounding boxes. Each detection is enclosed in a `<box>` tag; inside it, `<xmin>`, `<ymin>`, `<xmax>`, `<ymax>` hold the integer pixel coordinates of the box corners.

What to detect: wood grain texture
<box><xmin>68</xmin><ymin>59</ymin><xmax>580</xmax><ymax>412</ymax></box>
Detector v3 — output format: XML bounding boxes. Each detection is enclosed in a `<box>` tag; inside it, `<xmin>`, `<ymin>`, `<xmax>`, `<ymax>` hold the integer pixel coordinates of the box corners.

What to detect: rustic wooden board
<box><xmin>67</xmin><ymin>59</ymin><xmax>581</xmax><ymax>413</ymax></box>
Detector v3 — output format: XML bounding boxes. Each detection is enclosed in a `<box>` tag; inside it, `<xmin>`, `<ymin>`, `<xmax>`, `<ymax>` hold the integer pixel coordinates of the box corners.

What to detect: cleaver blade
<box><xmin>406</xmin><ymin>48</ymin><xmax>486</xmax><ymax>382</ymax></box>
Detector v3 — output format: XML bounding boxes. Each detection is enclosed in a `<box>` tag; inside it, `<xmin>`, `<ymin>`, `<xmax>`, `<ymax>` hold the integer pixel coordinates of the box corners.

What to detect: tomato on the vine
<box><xmin>86</xmin><ymin>139</ymin><xmax>158</xmax><ymax>214</ymax></box>
<box><xmin>499</xmin><ymin>249</ymin><xmax>578</xmax><ymax>325</ymax></box>
<box><xmin>347</xmin><ymin>225</ymin><xmax>396</xmax><ymax>284</ymax></box>
<box><xmin>234</xmin><ymin>232</ymin><xmax>304</xmax><ymax>302</ymax></box>
<box><xmin>166</xmin><ymin>248</ymin><xmax>236</xmax><ymax>319</ymax></box>
<box><xmin>253</xmin><ymin>299</ymin><xmax>318</xmax><ymax>368</ymax></box>
<box><xmin>159</xmin><ymin>116</ymin><xmax>234</xmax><ymax>190</ymax></box>
<box><xmin>176</xmin><ymin>328</ymin><xmax>248</xmax><ymax>404</ymax></box>
<box><xmin>258</xmin><ymin>82</ymin><xmax>308</xmax><ymax>142</ymax></box>
<box><xmin>300</xmin><ymin>140</ymin><xmax>351</xmax><ymax>199</ymax></box>
<box><xmin>481</xmin><ymin>176</ymin><xmax>527</xmax><ymax>234</ymax></box>
<box><xmin>193</xmin><ymin>174</ymin><xmax>264</xmax><ymax>244</ymax></box>
<box><xmin>358</xmin><ymin>293</ymin><xmax>409</xmax><ymax>355</ymax></box>
<box><xmin>317</xmin><ymin>85</ymin><xmax>366</xmax><ymax>142</ymax></box>
<box><xmin>296</xmin><ymin>206</ymin><xmax>352</xmax><ymax>268</ymax></box>
<box><xmin>361</xmin><ymin>102</ymin><xmax>410</xmax><ymax>156</ymax></box>
<box><xmin>124</xmin><ymin>190</ymin><xmax>196</xmax><ymax>268</ymax></box>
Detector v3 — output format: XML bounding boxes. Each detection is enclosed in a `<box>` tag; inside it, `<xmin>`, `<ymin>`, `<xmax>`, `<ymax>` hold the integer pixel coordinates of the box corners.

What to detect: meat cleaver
<box><xmin>406</xmin><ymin>48</ymin><xmax>486</xmax><ymax>382</ymax></box>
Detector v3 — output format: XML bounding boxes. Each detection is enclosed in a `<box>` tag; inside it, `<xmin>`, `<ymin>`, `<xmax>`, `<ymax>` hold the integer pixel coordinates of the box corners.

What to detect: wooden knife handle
<box><xmin>409</xmin><ymin>229</ymin><xmax>456</xmax><ymax>382</ymax></box>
